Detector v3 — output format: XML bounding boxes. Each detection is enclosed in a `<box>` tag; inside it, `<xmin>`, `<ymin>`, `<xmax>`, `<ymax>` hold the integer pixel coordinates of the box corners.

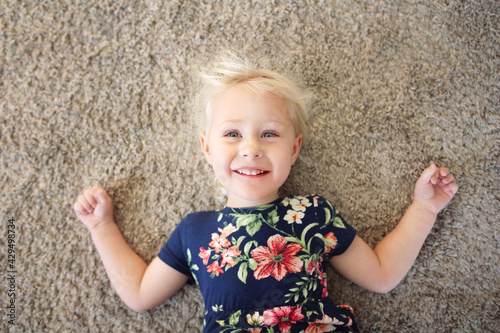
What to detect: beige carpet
<box><xmin>1</xmin><ymin>1</ymin><xmax>499</xmax><ymax>332</ymax></box>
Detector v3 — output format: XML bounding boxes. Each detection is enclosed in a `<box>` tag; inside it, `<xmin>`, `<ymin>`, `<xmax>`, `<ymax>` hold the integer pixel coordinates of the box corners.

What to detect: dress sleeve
<box><xmin>314</xmin><ymin>196</ymin><xmax>357</xmax><ymax>258</ymax></box>
<box><xmin>157</xmin><ymin>217</ymin><xmax>195</xmax><ymax>285</ymax></box>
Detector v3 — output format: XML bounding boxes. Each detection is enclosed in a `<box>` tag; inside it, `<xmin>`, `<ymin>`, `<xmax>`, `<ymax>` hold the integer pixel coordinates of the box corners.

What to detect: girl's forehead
<box><xmin>210</xmin><ymin>85</ymin><xmax>291</xmax><ymax>123</ymax></box>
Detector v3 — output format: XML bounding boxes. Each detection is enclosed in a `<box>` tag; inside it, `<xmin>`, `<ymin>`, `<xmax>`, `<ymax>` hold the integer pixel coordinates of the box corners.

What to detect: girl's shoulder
<box><xmin>177</xmin><ymin>210</ymin><xmax>220</xmax><ymax>230</ymax></box>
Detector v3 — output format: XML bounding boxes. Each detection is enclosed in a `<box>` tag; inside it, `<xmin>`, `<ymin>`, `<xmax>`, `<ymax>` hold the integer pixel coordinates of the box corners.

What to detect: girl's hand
<box><xmin>413</xmin><ymin>164</ymin><xmax>459</xmax><ymax>215</ymax></box>
<box><xmin>74</xmin><ymin>187</ymin><xmax>114</xmax><ymax>231</ymax></box>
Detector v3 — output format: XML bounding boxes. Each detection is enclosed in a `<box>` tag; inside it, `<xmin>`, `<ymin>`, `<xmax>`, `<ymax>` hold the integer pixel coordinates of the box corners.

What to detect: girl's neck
<box><xmin>225</xmin><ymin>193</ymin><xmax>280</xmax><ymax>209</ymax></box>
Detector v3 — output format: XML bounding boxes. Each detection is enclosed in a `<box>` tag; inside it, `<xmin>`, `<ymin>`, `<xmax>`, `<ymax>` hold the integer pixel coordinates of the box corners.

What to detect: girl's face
<box><xmin>200</xmin><ymin>85</ymin><xmax>302</xmax><ymax>208</ymax></box>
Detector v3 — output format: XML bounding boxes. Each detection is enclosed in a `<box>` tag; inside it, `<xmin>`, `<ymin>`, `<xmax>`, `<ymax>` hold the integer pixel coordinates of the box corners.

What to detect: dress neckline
<box><xmin>220</xmin><ymin>197</ymin><xmax>283</xmax><ymax>214</ymax></box>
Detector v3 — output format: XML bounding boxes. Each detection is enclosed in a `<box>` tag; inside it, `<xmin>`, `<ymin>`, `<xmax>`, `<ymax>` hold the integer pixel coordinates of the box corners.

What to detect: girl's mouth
<box><xmin>234</xmin><ymin>169</ymin><xmax>269</xmax><ymax>176</ymax></box>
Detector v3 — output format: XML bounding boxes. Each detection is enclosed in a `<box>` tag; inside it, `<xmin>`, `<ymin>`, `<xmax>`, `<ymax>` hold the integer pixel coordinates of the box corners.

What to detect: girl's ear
<box><xmin>200</xmin><ymin>132</ymin><xmax>213</xmax><ymax>165</ymax></box>
<box><xmin>291</xmin><ymin>134</ymin><xmax>303</xmax><ymax>165</ymax></box>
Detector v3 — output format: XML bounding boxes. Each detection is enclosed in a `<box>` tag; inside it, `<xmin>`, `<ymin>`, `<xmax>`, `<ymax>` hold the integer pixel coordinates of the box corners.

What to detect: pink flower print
<box><xmin>248</xmin><ymin>329</ymin><xmax>262</xmax><ymax>333</ymax></box>
<box><xmin>340</xmin><ymin>304</ymin><xmax>354</xmax><ymax>314</ymax></box>
<box><xmin>305</xmin><ymin>314</ymin><xmax>336</xmax><ymax>333</ymax></box>
<box><xmin>220</xmin><ymin>246</ymin><xmax>242</xmax><ymax>268</ymax></box>
<box><xmin>307</xmin><ymin>261</ymin><xmax>315</xmax><ymax>275</ymax></box>
<box><xmin>306</xmin><ymin>260</ymin><xmax>321</xmax><ymax>275</ymax></box>
<box><xmin>207</xmin><ymin>261</ymin><xmax>224</xmax><ymax>276</ymax></box>
<box><xmin>331</xmin><ymin>317</ymin><xmax>345</xmax><ymax>325</ymax></box>
<box><xmin>263</xmin><ymin>306</ymin><xmax>305</xmax><ymax>332</ymax></box>
<box><xmin>219</xmin><ymin>223</ymin><xmax>237</xmax><ymax>237</ymax></box>
<box><xmin>251</xmin><ymin>234</ymin><xmax>303</xmax><ymax>281</ymax></box>
<box><xmin>306</xmin><ymin>259</ymin><xmax>328</xmax><ymax>297</ymax></box>
<box><xmin>199</xmin><ymin>247</ymin><xmax>211</xmax><ymax>265</ymax></box>
<box><xmin>315</xmin><ymin>265</ymin><xmax>329</xmax><ymax>297</ymax></box>
<box><xmin>209</xmin><ymin>232</ymin><xmax>231</xmax><ymax>253</ymax></box>
<box><xmin>323</xmin><ymin>232</ymin><xmax>337</xmax><ymax>253</ymax></box>
<box><xmin>321</xmin><ymin>271</ymin><xmax>328</xmax><ymax>298</ymax></box>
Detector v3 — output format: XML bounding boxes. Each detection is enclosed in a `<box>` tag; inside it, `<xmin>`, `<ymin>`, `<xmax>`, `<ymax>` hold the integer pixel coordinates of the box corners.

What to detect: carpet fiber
<box><xmin>1</xmin><ymin>1</ymin><xmax>499</xmax><ymax>332</ymax></box>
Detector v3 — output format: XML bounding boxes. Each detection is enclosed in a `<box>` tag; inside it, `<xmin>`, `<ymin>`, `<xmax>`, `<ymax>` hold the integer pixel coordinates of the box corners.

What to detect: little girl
<box><xmin>74</xmin><ymin>54</ymin><xmax>458</xmax><ymax>333</ymax></box>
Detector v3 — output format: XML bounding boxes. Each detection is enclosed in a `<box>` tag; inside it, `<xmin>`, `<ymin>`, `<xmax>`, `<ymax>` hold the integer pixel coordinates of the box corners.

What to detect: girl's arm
<box><xmin>74</xmin><ymin>187</ymin><xmax>188</xmax><ymax>312</ymax></box>
<box><xmin>329</xmin><ymin>164</ymin><xmax>458</xmax><ymax>293</ymax></box>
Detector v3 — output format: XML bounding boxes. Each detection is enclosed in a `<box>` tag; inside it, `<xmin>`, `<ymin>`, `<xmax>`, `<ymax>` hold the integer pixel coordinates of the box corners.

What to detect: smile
<box><xmin>235</xmin><ymin>169</ymin><xmax>268</xmax><ymax>176</ymax></box>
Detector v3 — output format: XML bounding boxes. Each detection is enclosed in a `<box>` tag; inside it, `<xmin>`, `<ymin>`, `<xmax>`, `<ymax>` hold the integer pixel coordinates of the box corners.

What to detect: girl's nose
<box><xmin>240</xmin><ymin>138</ymin><xmax>262</xmax><ymax>158</ymax></box>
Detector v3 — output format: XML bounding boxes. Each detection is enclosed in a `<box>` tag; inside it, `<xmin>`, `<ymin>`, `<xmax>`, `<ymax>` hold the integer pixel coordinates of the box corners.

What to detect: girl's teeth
<box><xmin>238</xmin><ymin>169</ymin><xmax>265</xmax><ymax>175</ymax></box>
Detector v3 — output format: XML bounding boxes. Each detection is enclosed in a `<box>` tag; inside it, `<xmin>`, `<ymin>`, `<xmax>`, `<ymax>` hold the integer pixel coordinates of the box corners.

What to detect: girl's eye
<box><xmin>262</xmin><ymin>131</ymin><xmax>278</xmax><ymax>138</ymax></box>
<box><xmin>224</xmin><ymin>131</ymin><xmax>241</xmax><ymax>138</ymax></box>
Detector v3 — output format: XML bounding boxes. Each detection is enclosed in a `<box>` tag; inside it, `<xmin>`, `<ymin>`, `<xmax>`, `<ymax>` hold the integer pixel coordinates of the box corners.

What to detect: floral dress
<box><xmin>158</xmin><ymin>195</ymin><xmax>359</xmax><ymax>333</ymax></box>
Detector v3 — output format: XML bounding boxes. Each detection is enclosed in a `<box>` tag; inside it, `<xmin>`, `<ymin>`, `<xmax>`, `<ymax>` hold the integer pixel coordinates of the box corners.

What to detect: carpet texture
<box><xmin>1</xmin><ymin>0</ymin><xmax>499</xmax><ymax>332</ymax></box>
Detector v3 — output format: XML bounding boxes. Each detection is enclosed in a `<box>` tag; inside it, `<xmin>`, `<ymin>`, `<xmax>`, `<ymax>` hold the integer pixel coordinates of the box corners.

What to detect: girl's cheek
<box><xmin>215</xmin><ymin>171</ymin><xmax>228</xmax><ymax>185</ymax></box>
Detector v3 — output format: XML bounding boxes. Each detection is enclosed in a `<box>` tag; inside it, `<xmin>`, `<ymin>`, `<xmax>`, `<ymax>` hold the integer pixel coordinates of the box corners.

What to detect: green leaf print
<box><xmin>284</xmin><ymin>236</ymin><xmax>301</xmax><ymax>244</ymax></box>
<box><xmin>245</xmin><ymin>219</ymin><xmax>262</xmax><ymax>237</ymax></box>
<box><xmin>186</xmin><ymin>248</ymin><xmax>199</xmax><ymax>285</ymax></box>
<box><xmin>324</xmin><ymin>202</ymin><xmax>346</xmax><ymax>229</ymax></box>
<box><xmin>306</xmin><ymin>310</ymin><xmax>316</xmax><ymax>319</ymax></box>
<box><xmin>255</xmin><ymin>202</ymin><xmax>277</xmax><ymax>211</ymax></box>
<box><xmin>248</xmin><ymin>258</ymin><xmax>258</xmax><ymax>270</ymax></box>
<box><xmin>187</xmin><ymin>248</ymin><xmax>198</xmax><ymax>271</ymax></box>
<box><xmin>267</xmin><ymin>207</ymin><xmax>279</xmax><ymax>224</ymax></box>
<box><xmin>307</xmin><ymin>233</ymin><xmax>324</xmax><ymax>253</ymax></box>
<box><xmin>284</xmin><ymin>274</ymin><xmax>320</xmax><ymax>304</ymax></box>
<box><xmin>237</xmin><ymin>262</ymin><xmax>248</xmax><ymax>284</ymax></box>
<box><xmin>333</xmin><ymin>216</ymin><xmax>346</xmax><ymax>228</ymax></box>
<box><xmin>299</xmin><ymin>223</ymin><xmax>318</xmax><ymax>252</ymax></box>
<box><xmin>233</xmin><ymin>214</ymin><xmax>255</xmax><ymax>228</ymax></box>
<box><xmin>236</xmin><ymin>235</ymin><xmax>246</xmax><ymax>247</ymax></box>
<box><xmin>324</xmin><ymin>207</ymin><xmax>331</xmax><ymax>226</ymax></box>
<box><xmin>233</xmin><ymin>214</ymin><xmax>263</xmax><ymax>236</ymax></box>
<box><xmin>229</xmin><ymin>310</ymin><xmax>241</xmax><ymax>325</ymax></box>
<box><xmin>244</xmin><ymin>240</ymin><xmax>258</xmax><ymax>256</ymax></box>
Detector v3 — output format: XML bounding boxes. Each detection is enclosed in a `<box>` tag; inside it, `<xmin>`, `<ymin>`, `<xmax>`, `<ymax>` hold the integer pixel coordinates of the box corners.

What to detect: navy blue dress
<box><xmin>158</xmin><ymin>195</ymin><xmax>359</xmax><ymax>332</ymax></box>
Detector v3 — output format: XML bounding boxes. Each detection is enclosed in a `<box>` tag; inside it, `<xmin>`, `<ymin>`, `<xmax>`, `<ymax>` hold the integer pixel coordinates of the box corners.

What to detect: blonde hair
<box><xmin>197</xmin><ymin>52</ymin><xmax>308</xmax><ymax>139</ymax></box>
